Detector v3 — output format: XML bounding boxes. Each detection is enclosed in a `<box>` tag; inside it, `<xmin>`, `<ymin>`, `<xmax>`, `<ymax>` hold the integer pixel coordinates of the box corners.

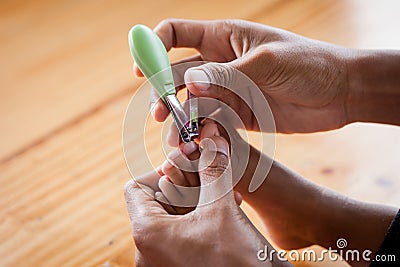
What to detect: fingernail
<box><xmin>161</xmin><ymin>160</ymin><xmax>173</xmax><ymax>173</ymax></box>
<box><xmin>167</xmin><ymin>150</ymin><xmax>180</xmax><ymax>161</ymax></box>
<box><xmin>186</xmin><ymin>69</ymin><xmax>210</xmax><ymax>91</ymax></box>
<box><xmin>182</xmin><ymin>141</ymin><xmax>198</xmax><ymax>155</ymax></box>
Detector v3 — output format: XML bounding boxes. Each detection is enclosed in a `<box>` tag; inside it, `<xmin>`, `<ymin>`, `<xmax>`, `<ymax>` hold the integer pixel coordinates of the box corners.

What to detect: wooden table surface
<box><xmin>1</xmin><ymin>0</ymin><xmax>399</xmax><ymax>266</ymax></box>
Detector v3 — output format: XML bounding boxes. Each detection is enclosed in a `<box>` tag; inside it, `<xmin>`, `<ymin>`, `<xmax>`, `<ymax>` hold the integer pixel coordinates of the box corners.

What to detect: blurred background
<box><xmin>0</xmin><ymin>0</ymin><xmax>399</xmax><ymax>266</ymax></box>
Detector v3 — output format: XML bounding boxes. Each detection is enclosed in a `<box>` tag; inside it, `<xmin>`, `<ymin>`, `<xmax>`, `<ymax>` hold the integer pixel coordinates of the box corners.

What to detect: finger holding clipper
<box><xmin>149</xmin><ymin>89</ymin><xmax>169</xmax><ymax>122</ymax></box>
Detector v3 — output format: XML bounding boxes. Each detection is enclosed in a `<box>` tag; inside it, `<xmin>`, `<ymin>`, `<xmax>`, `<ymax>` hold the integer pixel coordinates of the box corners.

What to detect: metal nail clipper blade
<box><xmin>128</xmin><ymin>24</ymin><xmax>198</xmax><ymax>143</ymax></box>
<box><xmin>164</xmin><ymin>94</ymin><xmax>193</xmax><ymax>143</ymax></box>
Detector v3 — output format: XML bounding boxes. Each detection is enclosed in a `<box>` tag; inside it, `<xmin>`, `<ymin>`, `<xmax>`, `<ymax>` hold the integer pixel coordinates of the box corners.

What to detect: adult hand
<box><xmin>156</xmin><ymin>121</ymin><xmax>398</xmax><ymax>267</ymax></box>
<box><xmin>137</xmin><ymin>19</ymin><xmax>353</xmax><ymax>133</ymax></box>
<box><xmin>158</xmin><ymin>120</ymin><xmax>314</xmax><ymax>250</ymax></box>
<box><xmin>124</xmin><ymin>129</ymin><xmax>290</xmax><ymax>267</ymax></box>
<box><xmin>155</xmin><ymin>119</ymin><xmax>249</xmax><ymax>211</ymax></box>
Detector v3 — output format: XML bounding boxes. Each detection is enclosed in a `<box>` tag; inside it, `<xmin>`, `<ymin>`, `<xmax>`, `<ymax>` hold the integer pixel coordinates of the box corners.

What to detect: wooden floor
<box><xmin>1</xmin><ymin>0</ymin><xmax>399</xmax><ymax>266</ymax></box>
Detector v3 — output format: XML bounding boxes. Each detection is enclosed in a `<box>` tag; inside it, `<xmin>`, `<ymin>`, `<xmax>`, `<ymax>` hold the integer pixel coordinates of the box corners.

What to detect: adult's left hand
<box><xmin>124</xmin><ymin>133</ymin><xmax>289</xmax><ymax>267</ymax></box>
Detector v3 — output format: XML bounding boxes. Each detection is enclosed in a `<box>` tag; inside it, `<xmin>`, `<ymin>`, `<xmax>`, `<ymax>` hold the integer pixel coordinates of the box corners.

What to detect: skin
<box><xmin>125</xmin><ymin>125</ymin><xmax>290</xmax><ymax>267</ymax></box>
<box><xmin>129</xmin><ymin>19</ymin><xmax>400</xmax><ymax>266</ymax></box>
<box><xmin>138</xmin><ymin>19</ymin><xmax>400</xmax><ymax>133</ymax></box>
<box><xmin>160</xmin><ymin>122</ymin><xmax>397</xmax><ymax>267</ymax></box>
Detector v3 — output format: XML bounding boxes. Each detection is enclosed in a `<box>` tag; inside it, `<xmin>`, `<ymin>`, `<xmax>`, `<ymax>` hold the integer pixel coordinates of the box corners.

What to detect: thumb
<box><xmin>184</xmin><ymin>52</ymin><xmax>263</xmax><ymax>99</ymax></box>
<box><xmin>197</xmin><ymin>134</ymin><xmax>236</xmax><ymax>207</ymax></box>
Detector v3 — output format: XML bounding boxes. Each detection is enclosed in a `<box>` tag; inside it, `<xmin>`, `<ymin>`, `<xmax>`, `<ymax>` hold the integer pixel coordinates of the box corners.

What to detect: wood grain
<box><xmin>1</xmin><ymin>0</ymin><xmax>399</xmax><ymax>266</ymax></box>
<box><xmin>0</xmin><ymin>0</ymin><xmax>281</xmax><ymax>160</ymax></box>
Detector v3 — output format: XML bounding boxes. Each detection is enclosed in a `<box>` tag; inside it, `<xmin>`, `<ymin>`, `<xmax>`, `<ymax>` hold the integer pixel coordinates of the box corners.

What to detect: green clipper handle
<box><xmin>128</xmin><ymin>24</ymin><xmax>176</xmax><ymax>99</ymax></box>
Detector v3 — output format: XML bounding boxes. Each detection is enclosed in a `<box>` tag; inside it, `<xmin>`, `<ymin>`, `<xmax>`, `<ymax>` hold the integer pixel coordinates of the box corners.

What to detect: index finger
<box><xmin>134</xmin><ymin>19</ymin><xmax>208</xmax><ymax>77</ymax></box>
<box><xmin>154</xmin><ymin>19</ymin><xmax>207</xmax><ymax>51</ymax></box>
<box><xmin>148</xmin><ymin>58</ymin><xmax>204</xmax><ymax>122</ymax></box>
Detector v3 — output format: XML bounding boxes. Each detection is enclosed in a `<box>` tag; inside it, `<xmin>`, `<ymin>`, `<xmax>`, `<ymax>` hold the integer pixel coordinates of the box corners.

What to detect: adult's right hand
<box><xmin>136</xmin><ymin>19</ymin><xmax>354</xmax><ymax>133</ymax></box>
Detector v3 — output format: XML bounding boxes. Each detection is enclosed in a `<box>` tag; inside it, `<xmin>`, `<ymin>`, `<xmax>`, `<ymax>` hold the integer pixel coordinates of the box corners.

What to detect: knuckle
<box><xmin>255</xmin><ymin>45</ymin><xmax>276</xmax><ymax>62</ymax></box>
<box><xmin>220</xmin><ymin>19</ymin><xmax>235</xmax><ymax>29</ymax></box>
<box><xmin>201</xmin><ymin>153</ymin><xmax>229</xmax><ymax>183</ymax></box>
<box><xmin>124</xmin><ymin>180</ymin><xmax>138</xmax><ymax>199</ymax></box>
<box><xmin>211</xmin><ymin>153</ymin><xmax>229</xmax><ymax>169</ymax></box>
<box><xmin>222</xmin><ymin>19</ymin><xmax>246</xmax><ymax>29</ymax></box>
<box><xmin>158</xmin><ymin>18</ymin><xmax>175</xmax><ymax>27</ymax></box>
<box><xmin>202</xmin><ymin>63</ymin><xmax>235</xmax><ymax>94</ymax></box>
<box><xmin>131</xmin><ymin>219</ymin><xmax>158</xmax><ymax>251</ymax></box>
<box><xmin>202</xmin><ymin>166</ymin><xmax>227</xmax><ymax>181</ymax></box>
